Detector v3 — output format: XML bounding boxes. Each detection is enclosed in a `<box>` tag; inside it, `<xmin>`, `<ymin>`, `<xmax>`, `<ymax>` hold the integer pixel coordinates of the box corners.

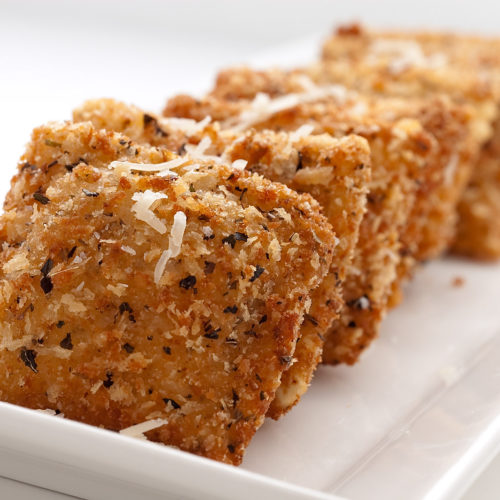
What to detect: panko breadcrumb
<box><xmin>321</xmin><ymin>24</ymin><xmax>500</xmax><ymax>259</ymax></box>
<box><xmin>163</xmin><ymin>71</ymin><xmax>466</xmax><ymax>365</ymax></box>
<box><xmin>0</xmin><ymin>121</ymin><xmax>336</xmax><ymax>464</ymax></box>
<box><xmin>73</xmin><ymin>98</ymin><xmax>371</xmax><ymax>416</ymax></box>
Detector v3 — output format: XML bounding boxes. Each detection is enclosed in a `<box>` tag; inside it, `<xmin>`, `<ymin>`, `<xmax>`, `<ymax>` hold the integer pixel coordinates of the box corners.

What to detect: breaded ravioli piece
<box><xmin>195</xmin><ymin>66</ymin><xmax>477</xmax><ymax>264</ymax></box>
<box><xmin>0</xmin><ymin>121</ymin><xmax>336</xmax><ymax>464</ymax></box>
<box><xmin>73</xmin><ymin>98</ymin><xmax>371</xmax><ymax>416</ymax></box>
<box><xmin>454</xmin><ymin>116</ymin><xmax>500</xmax><ymax>259</ymax></box>
<box><xmin>164</xmin><ymin>75</ymin><xmax>454</xmax><ymax>365</ymax></box>
<box><xmin>321</xmin><ymin>24</ymin><xmax>500</xmax><ymax>259</ymax></box>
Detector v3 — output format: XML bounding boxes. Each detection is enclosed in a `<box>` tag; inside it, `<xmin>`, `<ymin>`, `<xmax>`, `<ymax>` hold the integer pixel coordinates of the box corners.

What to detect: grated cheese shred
<box><xmin>154</xmin><ymin>211</ymin><xmax>187</xmax><ymax>285</ymax></box>
<box><xmin>131</xmin><ymin>190</ymin><xmax>168</xmax><ymax>234</ymax></box>
<box><xmin>228</xmin><ymin>77</ymin><xmax>347</xmax><ymax>132</ymax></box>
<box><xmin>119</xmin><ymin>418</ymin><xmax>169</xmax><ymax>440</ymax></box>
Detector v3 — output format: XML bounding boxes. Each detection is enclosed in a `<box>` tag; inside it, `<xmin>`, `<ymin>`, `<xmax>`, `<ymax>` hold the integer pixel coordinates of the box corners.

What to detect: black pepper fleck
<box><xmin>40</xmin><ymin>276</ymin><xmax>53</xmax><ymax>294</ymax></box>
<box><xmin>67</xmin><ymin>246</ymin><xmax>77</xmax><ymax>259</ymax></box>
<box><xmin>119</xmin><ymin>302</ymin><xmax>133</xmax><ymax>314</ymax></box>
<box><xmin>223</xmin><ymin>305</ymin><xmax>238</xmax><ymax>314</ymax></box>
<box><xmin>82</xmin><ymin>188</ymin><xmax>99</xmax><ymax>197</ymax></box>
<box><xmin>59</xmin><ymin>333</ymin><xmax>73</xmax><ymax>350</ymax></box>
<box><xmin>33</xmin><ymin>192</ymin><xmax>50</xmax><ymax>205</ymax></box>
<box><xmin>123</xmin><ymin>343</ymin><xmax>135</xmax><ymax>353</ymax></box>
<box><xmin>204</xmin><ymin>261</ymin><xmax>215</xmax><ymax>274</ymax></box>
<box><xmin>296</xmin><ymin>151</ymin><xmax>303</xmax><ymax>171</ymax></box>
<box><xmin>304</xmin><ymin>314</ymin><xmax>319</xmax><ymax>327</ymax></box>
<box><xmin>232</xmin><ymin>389</ymin><xmax>239</xmax><ymax>407</ymax></box>
<box><xmin>163</xmin><ymin>346</ymin><xmax>171</xmax><ymax>355</ymax></box>
<box><xmin>249</xmin><ymin>265</ymin><xmax>265</xmax><ymax>282</ymax></box>
<box><xmin>163</xmin><ymin>398</ymin><xmax>180</xmax><ymax>409</ymax></box>
<box><xmin>222</xmin><ymin>232</ymin><xmax>248</xmax><ymax>249</ymax></box>
<box><xmin>179</xmin><ymin>275</ymin><xmax>196</xmax><ymax>289</ymax></box>
<box><xmin>204</xmin><ymin>329</ymin><xmax>220</xmax><ymax>340</ymax></box>
<box><xmin>143</xmin><ymin>113</ymin><xmax>168</xmax><ymax>137</ymax></box>
<box><xmin>20</xmin><ymin>348</ymin><xmax>38</xmax><ymax>373</ymax></box>
<box><xmin>103</xmin><ymin>372</ymin><xmax>114</xmax><ymax>388</ymax></box>
<box><xmin>40</xmin><ymin>258</ymin><xmax>54</xmax><ymax>277</ymax></box>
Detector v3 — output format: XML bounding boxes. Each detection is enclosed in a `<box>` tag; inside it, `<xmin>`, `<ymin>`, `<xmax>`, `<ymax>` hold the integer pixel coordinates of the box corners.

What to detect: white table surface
<box><xmin>1</xmin><ymin>1</ymin><xmax>499</xmax><ymax>498</ymax></box>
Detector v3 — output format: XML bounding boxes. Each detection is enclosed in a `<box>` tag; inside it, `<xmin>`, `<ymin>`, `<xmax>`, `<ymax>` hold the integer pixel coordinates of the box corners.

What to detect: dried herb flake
<box><xmin>103</xmin><ymin>372</ymin><xmax>114</xmax><ymax>388</ymax></box>
<box><xmin>20</xmin><ymin>348</ymin><xmax>38</xmax><ymax>373</ymax></box>
<box><xmin>40</xmin><ymin>258</ymin><xmax>54</xmax><ymax>276</ymax></box>
<box><xmin>123</xmin><ymin>343</ymin><xmax>135</xmax><ymax>354</ymax></box>
<box><xmin>59</xmin><ymin>333</ymin><xmax>73</xmax><ymax>350</ymax></box>
<box><xmin>33</xmin><ymin>192</ymin><xmax>50</xmax><ymax>205</ymax></box>
<box><xmin>204</xmin><ymin>261</ymin><xmax>215</xmax><ymax>275</ymax></box>
<box><xmin>163</xmin><ymin>398</ymin><xmax>180</xmax><ymax>409</ymax></box>
<box><xmin>82</xmin><ymin>188</ymin><xmax>99</xmax><ymax>197</ymax></box>
<box><xmin>40</xmin><ymin>276</ymin><xmax>53</xmax><ymax>294</ymax></box>
<box><xmin>249</xmin><ymin>265</ymin><xmax>265</xmax><ymax>282</ymax></box>
<box><xmin>179</xmin><ymin>275</ymin><xmax>196</xmax><ymax>290</ymax></box>
<box><xmin>222</xmin><ymin>232</ymin><xmax>248</xmax><ymax>249</ymax></box>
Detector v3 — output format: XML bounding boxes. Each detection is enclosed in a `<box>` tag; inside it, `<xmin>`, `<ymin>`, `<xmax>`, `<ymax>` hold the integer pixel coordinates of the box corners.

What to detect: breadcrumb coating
<box><xmin>73</xmin><ymin>98</ymin><xmax>371</xmax><ymax>415</ymax></box>
<box><xmin>0</xmin><ymin>121</ymin><xmax>336</xmax><ymax>464</ymax></box>
<box><xmin>163</xmin><ymin>72</ymin><xmax>459</xmax><ymax>365</ymax></box>
<box><xmin>321</xmin><ymin>24</ymin><xmax>500</xmax><ymax>259</ymax></box>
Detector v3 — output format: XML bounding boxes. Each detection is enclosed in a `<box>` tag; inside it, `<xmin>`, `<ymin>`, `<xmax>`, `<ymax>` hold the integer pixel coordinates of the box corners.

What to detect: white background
<box><xmin>1</xmin><ymin>1</ymin><xmax>499</xmax><ymax>498</ymax></box>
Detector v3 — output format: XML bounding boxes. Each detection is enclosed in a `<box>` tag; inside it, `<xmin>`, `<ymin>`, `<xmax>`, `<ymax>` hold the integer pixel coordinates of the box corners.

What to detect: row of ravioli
<box><xmin>0</xmin><ymin>24</ymin><xmax>498</xmax><ymax>465</ymax></box>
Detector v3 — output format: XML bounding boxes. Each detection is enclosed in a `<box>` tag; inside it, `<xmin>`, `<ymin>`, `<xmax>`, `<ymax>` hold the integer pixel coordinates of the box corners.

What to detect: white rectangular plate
<box><xmin>1</xmin><ymin>6</ymin><xmax>500</xmax><ymax>499</ymax></box>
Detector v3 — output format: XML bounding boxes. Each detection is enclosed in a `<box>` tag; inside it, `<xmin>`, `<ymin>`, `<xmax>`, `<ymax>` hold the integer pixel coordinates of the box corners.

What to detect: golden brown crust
<box><xmin>223</xmin><ymin>131</ymin><xmax>370</xmax><ymax>411</ymax></box>
<box><xmin>453</xmin><ymin>116</ymin><xmax>500</xmax><ymax>259</ymax></box>
<box><xmin>321</xmin><ymin>24</ymin><xmax>500</xmax><ymax>260</ymax></box>
<box><xmin>164</xmin><ymin>72</ymin><xmax>457</xmax><ymax>365</ymax></box>
<box><xmin>0</xmin><ymin>121</ymin><xmax>336</xmax><ymax>464</ymax></box>
<box><xmin>73</xmin><ymin>98</ymin><xmax>372</xmax><ymax>415</ymax></box>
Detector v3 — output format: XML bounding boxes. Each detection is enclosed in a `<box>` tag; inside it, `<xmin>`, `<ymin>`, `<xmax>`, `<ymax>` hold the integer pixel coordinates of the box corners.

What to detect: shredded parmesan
<box><xmin>119</xmin><ymin>418</ymin><xmax>169</xmax><ymax>440</ymax></box>
<box><xmin>289</xmin><ymin>124</ymin><xmax>315</xmax><ymax>142</ymax></box>
<box><xmin>2</xmin><ymin>252</ymin><xmax>30</xmax><ymax>274</ymax></box>
<box><xmin>444</xmin><ymin>153</ymin><xmax>459</xmax><ymax>186</ymax></box>
<box><xmin>154</xmin><ymin>250</ymin><xmax>170</xmax><ymax>286</ymax></box>
<box><xmin>201</xmin><ymin>226</ymin><xmax>213</xmax><ymax>239</ymax></box>
<box><xmin>107</xmin><ymin>283</ymin><xmax>128</xmax><ymax>296</ymax></box>
<box><xmin>228</xmin><ymin>81</ymin><xmax>347</xmax><ymax>132</ymax></box>
<box><xmin>131</xmin><ymin>190</ymin><xmax>168</xmax><ymax>234</ymax></box>
<box><xmin>368</xmin><ymin>39</ymin><xmax>448</xmax><ymax>75</ymax></box>
<box><xmin>161</xmin><ymin>115</ymin><xmax>211</xmax><ymax>135</ymax></box>
<box><xmin>121</xmin><ymin>245</ymin><xmax>136</xmax><ymax>255</ymax></box>
<box><xmin>231</xmin><ymin>159</ymin><xmax>247</xmax><ymax>171</ymax></box>
<box><xmin>154</xmin><ymin>211</ymin><xmax>187</xmax><ymax>285</ymax></box>
<box><xmin>109</xmin><ymin>158</ymin><xmax>183</xmax><ymax>178</ymax></box>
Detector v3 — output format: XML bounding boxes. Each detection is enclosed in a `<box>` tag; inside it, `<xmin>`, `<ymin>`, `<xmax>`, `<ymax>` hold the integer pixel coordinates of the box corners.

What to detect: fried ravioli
<box><xmin>163</xmin><ymin>74</ymin><xmax>459</xmax><ymax>365</ymax></box>
<box><xmin>0</xmin><ymin>121</ymin><xmax>336</xmax><ymax>464</ymax></box>
<box><xmin>73</xmin><ymin>98</ymin><xmax>371</xmax><ymax>416</ymax></box>
<box><xmin>321</xmin><ymin>24</ymin><xmax>500</xmax><ymax>259</ymax></box>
